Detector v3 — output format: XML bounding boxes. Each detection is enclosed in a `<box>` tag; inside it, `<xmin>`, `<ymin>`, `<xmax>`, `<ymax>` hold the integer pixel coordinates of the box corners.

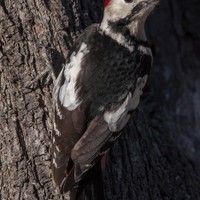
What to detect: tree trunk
<box><xmin>0</xmin><ymin>0</ymin><xmax>200</xmax><ymax>200</ymax></box>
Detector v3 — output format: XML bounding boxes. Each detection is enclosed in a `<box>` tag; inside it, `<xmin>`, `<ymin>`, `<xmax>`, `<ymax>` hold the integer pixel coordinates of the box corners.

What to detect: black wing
<box><xmin>52</xmin><ymin>23</ymin><xmax>152</xmax><ymax>193</ymax></box>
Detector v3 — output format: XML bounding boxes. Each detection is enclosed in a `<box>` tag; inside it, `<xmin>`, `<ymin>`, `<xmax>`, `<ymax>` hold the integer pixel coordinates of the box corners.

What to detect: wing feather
<box><xmin>52</xmin><ymin>103</ymin><xmax>87</xmax><ymax>188</ymax></box>
<box><xmin>51</xmin><ymin>23</ymin><xmax>153</xmax><ymax>193</ymax></box>
<box><xmin>60</xmin><ymin>116</ymin><xmax>111</xmax><ymax>193</ymax></box>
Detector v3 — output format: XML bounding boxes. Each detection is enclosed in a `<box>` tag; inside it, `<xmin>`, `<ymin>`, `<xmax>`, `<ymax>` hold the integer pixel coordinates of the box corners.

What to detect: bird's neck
<box><xmin>99</xmin><ymin>16</ymin><xmax>147</xmax><ymax>51</ymax></box>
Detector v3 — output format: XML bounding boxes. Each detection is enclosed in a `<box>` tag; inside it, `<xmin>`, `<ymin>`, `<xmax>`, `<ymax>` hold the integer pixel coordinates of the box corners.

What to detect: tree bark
<box><xmin>0</xmin><ymin>0</ymin><xmax>200</xmax><ymax>200</ymax></box>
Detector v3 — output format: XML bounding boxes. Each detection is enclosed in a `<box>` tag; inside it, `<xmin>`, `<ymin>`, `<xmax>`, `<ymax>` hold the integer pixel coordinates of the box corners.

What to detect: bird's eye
<box><xmin>124</xmin><ymin>0</ymin><xmax>134</xmax><ymax>3</ymax></box>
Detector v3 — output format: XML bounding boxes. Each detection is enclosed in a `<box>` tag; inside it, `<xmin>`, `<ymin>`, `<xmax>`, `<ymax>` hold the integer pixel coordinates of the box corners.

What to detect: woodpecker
<box><xmin>52</xmin><ymin>0</ymin><xmax>159</xmax><ymax>196</ymax></box>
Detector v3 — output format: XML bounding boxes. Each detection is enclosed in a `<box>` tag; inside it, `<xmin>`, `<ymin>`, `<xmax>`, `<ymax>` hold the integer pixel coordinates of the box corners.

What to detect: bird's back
<box><xmin>52</xmin><ymin>23</ymin><xmax>152</xmax><ymax>195</ymax></box>
<box><xmin>75</xmin><ymin>25</ymin><xmax>151</xmax><ymax>119</ymax></box>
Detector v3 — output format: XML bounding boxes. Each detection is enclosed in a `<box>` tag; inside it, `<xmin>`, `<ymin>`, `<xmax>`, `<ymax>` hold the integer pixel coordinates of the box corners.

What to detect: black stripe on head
<box><xmin>107</xmin><ymin>2</ymin><xmax>146</xmax><ymax>30</ymax></box>
<box><xmin>108</xmin><ymin>19</ymin><xmax>150</xmax><ymax>47</ymax></box>
<box><xmin>108</xmin><ymin>17</ymin><xmax>131</xmax><ymax>34</ymax></box>
<box><xmin>131</xmin><ymin>2</ymin><xmax>146</xmax><ymax>16</ymax></box>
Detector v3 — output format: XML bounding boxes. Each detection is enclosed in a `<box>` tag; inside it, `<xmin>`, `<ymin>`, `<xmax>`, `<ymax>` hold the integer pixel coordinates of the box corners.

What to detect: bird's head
<box><xmin>104</xmin><ymin>0</ymin><xmax>159</xmax><ymax>21</ymax></box>
<box><xmin>101</xmin><ymin>0</ymin><xmax>159</xmax><ymax>41</ymax></box>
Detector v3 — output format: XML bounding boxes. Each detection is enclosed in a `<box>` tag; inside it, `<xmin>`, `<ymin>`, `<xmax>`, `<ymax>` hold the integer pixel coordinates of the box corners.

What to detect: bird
<box><xmin>51</xmin><ymin>0</ymin><xmax>159</xmax><ymax>197</ymax></box>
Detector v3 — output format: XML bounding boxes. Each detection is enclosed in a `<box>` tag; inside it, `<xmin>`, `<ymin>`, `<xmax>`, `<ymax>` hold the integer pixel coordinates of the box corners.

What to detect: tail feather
<box><xmin>70</xmin><ymin>161</ymin><xmax>105</xmax><ymax>200</ymax></box>
<box><xmin>60</xmin><ymin>166</ymin><xmax>76</xmax><ymax>193</ymax></box>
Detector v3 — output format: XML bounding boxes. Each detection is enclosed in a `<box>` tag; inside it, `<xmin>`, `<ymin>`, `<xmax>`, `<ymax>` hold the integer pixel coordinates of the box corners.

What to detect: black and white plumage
<box><xmin>52</xmin><ymin>0</ymin><xmax>159</xmax><ymax>196</ymax></box>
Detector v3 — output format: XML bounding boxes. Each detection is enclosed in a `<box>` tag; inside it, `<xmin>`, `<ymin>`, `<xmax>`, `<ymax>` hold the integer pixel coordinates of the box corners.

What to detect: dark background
<box><xmin>103</xmin><ymin>0</ymin><xmax>200</xmax><ymax>199</ymax></box>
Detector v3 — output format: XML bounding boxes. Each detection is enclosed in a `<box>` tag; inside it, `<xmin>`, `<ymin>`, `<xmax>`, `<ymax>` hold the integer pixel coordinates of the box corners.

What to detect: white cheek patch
<box><xmin>107</xmin><ymin>0</ymin><xmax>138</xmax><ymax>20</ymax></box>
<box><xmin>59</xmin><ymin>43</ymin><xmax>89</xmax><ymax>110</ymax></box>
<box><xmin>100</xmin><ymin>1</ymin><xmax>141</xmax><ymax>52</ymax></box>
<box><xmin>100</xmin><ymin>11</ymin><xmax>134</xmax><ymax>52</ymax></box>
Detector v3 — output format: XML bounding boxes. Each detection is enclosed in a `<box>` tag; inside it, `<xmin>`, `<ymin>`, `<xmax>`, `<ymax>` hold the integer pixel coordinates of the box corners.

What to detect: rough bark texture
<box><xmin>0</xmin><ymin>0</ymin><xmax>200</xmax><ymax>200</ymax></box>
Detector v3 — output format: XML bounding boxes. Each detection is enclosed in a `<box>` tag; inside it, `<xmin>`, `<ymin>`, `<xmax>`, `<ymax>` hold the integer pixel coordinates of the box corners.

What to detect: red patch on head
<box><xmin>104</xmin><ymin>0</ymin><xmax>111</xmax><ymax>8</ymax></box>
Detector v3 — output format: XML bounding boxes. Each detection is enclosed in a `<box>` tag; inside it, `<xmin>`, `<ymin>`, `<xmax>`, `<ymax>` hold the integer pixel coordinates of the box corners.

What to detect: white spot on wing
<box><xmin>56</xmin><ymin>145</ymin><xmax>61</xmax><ymax>152</ymax></box>
<box><xmin>54</xmin><ymin>122</ymin><xmax>61</xmax><ymax>136</ymax></box>
<box><xmin>85</xmin><ymin>164</ymin><xmax>92</xmax><ymax>168</ymax></box>
<box><xmin>59</xmin><ymin>43</ymin><xmax>89</xmax><ymax>110</ymax></box>
<box><xmin>53</xmin><ymin>158</ymin><xmax>58</xmax><ymax>168</ymax></box>
<box><xmin>53</xmin><ymin>68</ymin><xmax>64</xmax><ymax>119</ymax></box>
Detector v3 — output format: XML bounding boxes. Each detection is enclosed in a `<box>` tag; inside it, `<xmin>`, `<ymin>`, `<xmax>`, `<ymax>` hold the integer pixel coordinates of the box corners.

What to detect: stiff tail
<box><xmin>70</xmin><ymin>161</ymin><xmax>105</xmax><ymax>200</ymax></box>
